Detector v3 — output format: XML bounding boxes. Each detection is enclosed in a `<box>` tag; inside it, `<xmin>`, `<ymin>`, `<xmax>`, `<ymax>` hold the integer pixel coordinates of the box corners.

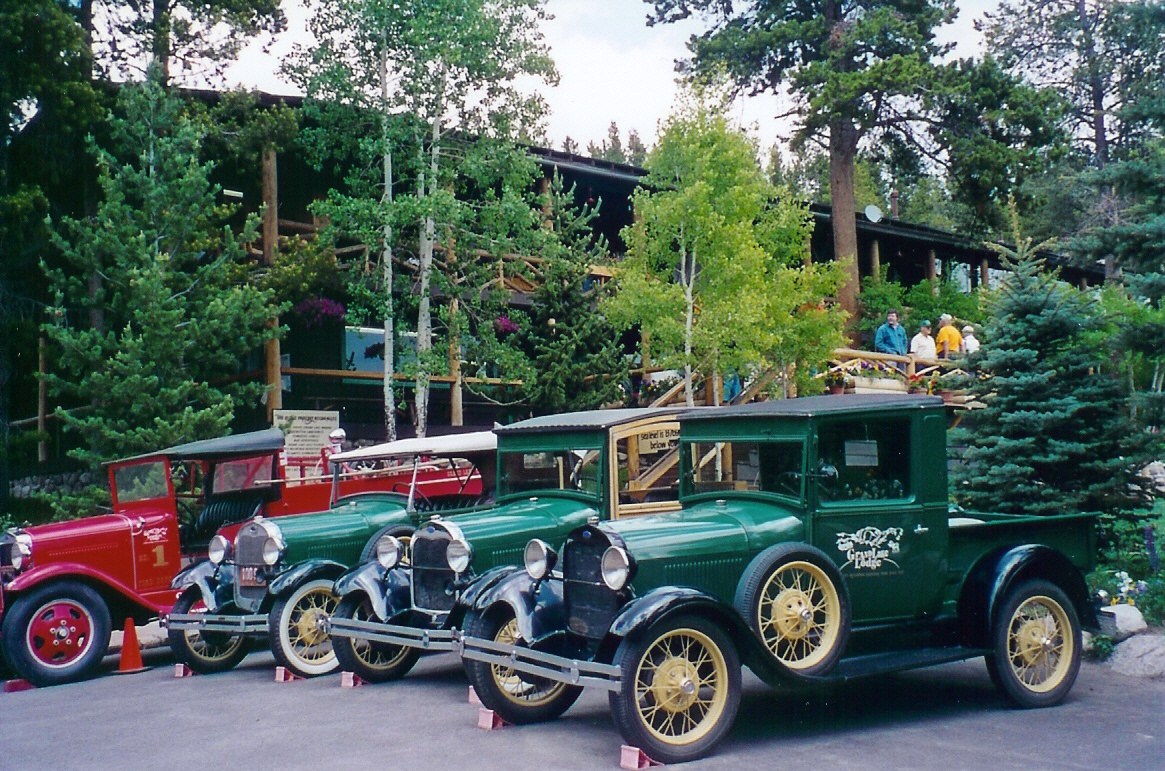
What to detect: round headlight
<box><xmin>524</xmin><ymin>539</ymin><xmax>557</xmax><ymax>580</ymax></box>
<box><xmin>208</xmin><ymin>535</ymin><xmax>230</xmax><ymax>565</ymax></box>
<box><xmin>11</xmin><ymin>537</ymin><xmax>32</xmax><ymax>571</ymax></box>
<box><xmin>375</xmin><ymin>535</ymin><xmax>403</xmax><ymax>569</ymax></box>
<box><xmin>601</xmin><ymin>546</ymin><xmax>631</xmax><ymax>590</ymax></box>
<box><xmin>446</xmin><ymin>538</ymin><xmax>472</xmax><ymax>573</ymax></box>
<box><xmin>262</xmin><ymin>536</ymin><xmax>282</xmax><ymax>566</ymax></box>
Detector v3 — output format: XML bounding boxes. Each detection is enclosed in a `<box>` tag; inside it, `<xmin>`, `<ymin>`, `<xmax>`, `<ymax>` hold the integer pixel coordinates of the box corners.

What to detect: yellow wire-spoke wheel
<box><xmin>349</xmin><ymin>601</ymin><xmax>411</xmax><ymax>670</ymax></box>
<box><xmin>167</xmin><ymin>591</ymin><xmax>248</xmax><ymax>674</ymax></box>
<box><xmin>1005</xmin><ymin>594</ymin><xmax>1074</xmax><ymax>694</ymax></box>
<box><xmin>757</xmin><ymin>560</ymin><xmax>842</xmax><ymax>670</ymax></box>
<box><xmin>489</xmin><ymin>619</ymin><xmax>569</xmax><ymax>708</ymax></box>
<box><xmin>288</xmin><ymin>586</ymin><xmax>336</xmax><ymax>661</ymax></box>
<box><xmin>632</xmin><ymin>627</ymin><xmax>730</xmax><ymax>746</ymax></box>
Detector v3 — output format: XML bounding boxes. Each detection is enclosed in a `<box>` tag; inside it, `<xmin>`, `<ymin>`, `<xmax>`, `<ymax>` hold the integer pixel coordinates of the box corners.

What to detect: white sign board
<box><xmin>274</xmin><ymin>410</ymin><xmax>339</xmax><ymax>462</ymax></box>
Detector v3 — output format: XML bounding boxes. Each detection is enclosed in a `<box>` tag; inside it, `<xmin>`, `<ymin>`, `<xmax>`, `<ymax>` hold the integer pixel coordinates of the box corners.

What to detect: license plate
<box><xmin>238</xmin><ymin>566</ymin><xmax>265</xmax><ymax>587</ymax></box>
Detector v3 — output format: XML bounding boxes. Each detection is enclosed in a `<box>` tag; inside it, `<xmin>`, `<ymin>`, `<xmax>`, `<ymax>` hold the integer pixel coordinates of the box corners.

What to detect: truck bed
<box><xmin>946</xmin><ymin>509</ymin><xmax>1096</xmax><ymax>576</ymax></box>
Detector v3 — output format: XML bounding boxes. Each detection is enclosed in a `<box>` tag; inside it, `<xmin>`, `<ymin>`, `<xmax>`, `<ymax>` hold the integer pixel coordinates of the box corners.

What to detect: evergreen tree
<box><xmin>43</xmin><ymin>76</ymin><xmax>279</xmax><ymax>475</ymax></box>
<box><xmin>952</xmin><ymin>208</ymin><xmax>1154</xmax><ymax>523</ymax></box>
<box><xmin>517</xmin><ymin>176</ymin><xmax>627</xmax><ymax>413</ymax></box>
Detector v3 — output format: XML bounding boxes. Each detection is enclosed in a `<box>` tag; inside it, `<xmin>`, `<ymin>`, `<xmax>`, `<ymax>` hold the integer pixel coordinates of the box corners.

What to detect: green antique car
<box><xmin>458</xmin><ymin>395</ymin><xmax>1097</xmax><ymax>763</ymax></box>
<box><xmin>164</xmin><ymin>430</ymin><xmax>497</xmax><ymax>677</ymax></box>
<box><xmin>326</xmin><ymin>408</ymin><xmax>686</xmax><ymax>684</ymax></box>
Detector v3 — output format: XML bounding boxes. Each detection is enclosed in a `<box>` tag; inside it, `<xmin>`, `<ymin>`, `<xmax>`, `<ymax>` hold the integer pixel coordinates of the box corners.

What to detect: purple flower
<box><xmin>494</xmin><ymin>315</ymin><xmax>519</xmax><ymax>336</ymax></box>
<box><xmin>293</xmin><ymin>296</ymin><xmax>346</xmax><ymax>327</ymax></box>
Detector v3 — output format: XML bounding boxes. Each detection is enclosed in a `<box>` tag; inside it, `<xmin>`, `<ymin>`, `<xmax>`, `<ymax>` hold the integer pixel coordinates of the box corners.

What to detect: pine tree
<box><xmin>952</xmin><ymin>208</ymin><xmax>1153</xmax><ymax>522</ymax></box>
<box><xmin>43</xmin><ymin>76</ymin><xmax>279</xmax><ymax>474</ymax></box>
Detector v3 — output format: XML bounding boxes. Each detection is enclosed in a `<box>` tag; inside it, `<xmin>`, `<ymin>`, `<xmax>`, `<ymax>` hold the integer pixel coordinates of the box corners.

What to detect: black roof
<box><xmin>681</xmin><ymin>394</ymin><xmax>944</xmax><ymax>422</ymax></box>
<box><xmin>114</xmin><ymin>428</ymin><xmax>285</xmax><ymax>463</ymax></box>
<box><xmin>495</xmin><ymin>408</ymin><xmax>690</xmax><ymax>435</ymax></box>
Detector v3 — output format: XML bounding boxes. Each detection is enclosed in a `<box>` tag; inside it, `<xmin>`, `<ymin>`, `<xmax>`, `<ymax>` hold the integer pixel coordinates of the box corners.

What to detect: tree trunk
<box><xmin>414</xmin><ymin>117</ymin><xmax>440</xmax><ymax>439</ymax></box>
<box><xmin>829</xmin><ymin>117</ymin><xmax>860</xmax><ymax>330</ymax></box>
<box><xmin>682</xmin><ymin>237</ymin><xmax>695</xmax><ymax>408</ymax></box>
<box><xmin>380</xmin><ymin>51</ymin><xmax>397</xmax><ymax>442</ymax></box>
<box><xmin>152</xmin><ymin>0</ymin><xmax>171</xmax><ymax>85</ymax></box>
<box><xmin>1077</xmin><ymin>0</ymin><xmax>1107</xmax><ymax>169</ymax></box>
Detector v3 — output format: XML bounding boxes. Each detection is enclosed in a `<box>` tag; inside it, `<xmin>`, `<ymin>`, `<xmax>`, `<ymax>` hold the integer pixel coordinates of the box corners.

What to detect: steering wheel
<box><xmin>775</xmin><ymin>471</ymin><xmax>803</xmax><ymax>497</ymax></box>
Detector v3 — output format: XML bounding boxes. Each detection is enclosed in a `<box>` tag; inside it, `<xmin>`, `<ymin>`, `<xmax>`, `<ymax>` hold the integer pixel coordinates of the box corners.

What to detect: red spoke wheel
<box><xmin>1</xmin><ymin>581</ymin><xmax>111</xmax><ymax>687</ymax></box>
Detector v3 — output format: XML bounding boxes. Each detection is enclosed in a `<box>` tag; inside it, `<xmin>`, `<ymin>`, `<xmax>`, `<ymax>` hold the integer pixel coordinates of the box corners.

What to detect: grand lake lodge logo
<box><xmin>836</xmin><ymin>526</ymin><xmax>903</xmax><ymax>571</ymax></box>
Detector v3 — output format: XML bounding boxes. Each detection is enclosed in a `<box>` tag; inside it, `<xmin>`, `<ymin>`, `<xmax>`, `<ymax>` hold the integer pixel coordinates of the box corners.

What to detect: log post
<box><xmin>870</xmin><ymin>239</ymin><xmax>881</xmax><ymax>278</ymax></box>
<box><xmin>926</xmin><ymin>249</ymin><xmax>937</xmax><ymax>292</ymax></box>
<box><xmin>980</xmin><ymin>257</ymin><xmax>991</xmax><ymax>290</ymax></box>
<box><xmin>262</xmin><ymin>147</ymin><xmax>282</xmax><ymax>422</ymax></box>
<box><xmin>37</xmin><ymin>336</ymin><xmax>47</xmax><ymax>463</ymax></box>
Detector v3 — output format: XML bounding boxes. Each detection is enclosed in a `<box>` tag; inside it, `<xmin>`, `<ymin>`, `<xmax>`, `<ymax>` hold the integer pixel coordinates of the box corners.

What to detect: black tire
<box><xmin>987</xmin><ymin>579</ymin><xmax>1081</xmax><ymax>708</ymax></box>
<box><xmin>269</xmin><ymin>578</ymin><xmax>340</xmax><ymax>678</ymax></box>
<box><xmin>609</xmin><ymin>614</ymin><xmax>742</xmax><ymax>765</ymax></box>
<box><xmin>733</xmin><ymin>543</ymin><xmax>850</xmax><ymax>678</ymax></box>
<box><xmin>330</xmin><ymin>593</ymin><xmax>421</xmax><ymax>683</ymax></box>
<box><xmin>462</xmin><ymin>608</ymin><xmax>582</xmax><ymax>724</ymax></box>
<box><xmin>359</xmin><ymin>524</ymin><xmax>414</xmax><ymax>564</ymax></box>
<box><xmin>167</xmin><ymin>589</ymin><xmax>249</xmax><ymax>674</ymax></box>
<box><xmin>1</xmin><ymin>580</ymin><xmax>112</xmax><ymax>687</ymax></box>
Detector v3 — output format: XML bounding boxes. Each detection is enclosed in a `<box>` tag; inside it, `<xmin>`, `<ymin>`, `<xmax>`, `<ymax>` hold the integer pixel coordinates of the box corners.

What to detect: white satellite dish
<box><xmin>865</xmin><ymin>204</ymin><xmax>884</xmax><ymax>223</ymax></box>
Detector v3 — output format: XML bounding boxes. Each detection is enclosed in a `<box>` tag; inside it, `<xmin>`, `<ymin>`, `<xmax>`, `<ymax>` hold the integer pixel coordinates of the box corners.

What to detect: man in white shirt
<box><xmin>911</xmin><ymin>320</ymin><xmax>936</xmax><ymax>360</ymax></box>
<box><xmin>962</xmin><ymin>325</ymin><xmax>981</xmax><ymax>354</ymax></box>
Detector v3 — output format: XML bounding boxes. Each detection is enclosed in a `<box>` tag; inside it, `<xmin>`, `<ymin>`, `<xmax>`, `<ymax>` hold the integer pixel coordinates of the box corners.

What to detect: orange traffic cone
<box><xmin>115</xmin><ymin>618</ymin><xmax>149</xmax><ymax>675</ymax></box>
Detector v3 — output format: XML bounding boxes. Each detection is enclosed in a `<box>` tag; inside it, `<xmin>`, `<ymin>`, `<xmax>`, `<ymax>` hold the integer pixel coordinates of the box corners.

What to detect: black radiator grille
<box><xmin>235</xmin><ymin>523</ymin><xmax>268</xmax><ymax>567</ymax></box>
<box><xmin>411</xmin><ymin>530</ymin><xmax>455</xmax><ymax>612</ymax></box>
<box><xmin>563</xmin><ymin>535</ymin><xmax>620</xmax><ymax>640</ymax></box>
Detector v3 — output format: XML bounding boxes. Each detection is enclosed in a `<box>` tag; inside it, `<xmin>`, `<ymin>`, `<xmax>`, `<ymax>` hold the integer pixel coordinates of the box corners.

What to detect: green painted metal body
<box><xmin>274</xmin><ymin>493</ymin><xmax>417</xmax><ymax>566</ymax></box>
<box><xmin>603</xmin><ymin>396</ymin><xmax>1095</xmax><ymax>628</ymax></box>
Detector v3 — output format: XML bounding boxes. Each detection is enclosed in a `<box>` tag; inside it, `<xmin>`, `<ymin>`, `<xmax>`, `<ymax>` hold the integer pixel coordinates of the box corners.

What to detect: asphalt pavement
<box><xmin>3</xmin><ymin>646</ymin><xmax>1162</xmax><ymax>770</ymax></box>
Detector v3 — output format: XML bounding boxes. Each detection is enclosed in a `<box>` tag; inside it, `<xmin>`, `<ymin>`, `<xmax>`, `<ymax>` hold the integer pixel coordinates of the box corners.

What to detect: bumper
<box><xmin>328</xmin><ymin>616</ymin><xmax>455</xmax><ymax>652</ymax></box>
<box><xmin>166</xmin><ymin>612</ymin><xmax>269</xmax><ymax>636</ymax></box>
<box><xmin>456</xmin><ymin>634</ymin><xmax>622</xmax><ymax>691</ymax></box>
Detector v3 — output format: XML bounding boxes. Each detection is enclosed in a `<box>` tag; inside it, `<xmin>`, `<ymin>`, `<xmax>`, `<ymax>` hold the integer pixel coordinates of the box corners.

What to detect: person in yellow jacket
<box><xmin>935</xmin><ymin>314</ymin><xmax>962</xmax><ymax>359</ymax></box>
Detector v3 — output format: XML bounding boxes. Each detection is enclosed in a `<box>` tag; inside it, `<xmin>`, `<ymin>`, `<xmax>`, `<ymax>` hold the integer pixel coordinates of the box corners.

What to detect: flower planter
<box><xmin>850</xmin><ymin>375</ymin><xmax>908</xmax><ymax>394</ymax></box>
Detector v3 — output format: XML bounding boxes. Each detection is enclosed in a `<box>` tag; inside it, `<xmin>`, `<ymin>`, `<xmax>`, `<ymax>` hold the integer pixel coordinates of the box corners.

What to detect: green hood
<box><xmin>268</xmin><ymin>493</ymin><xmax>412</xmax><ymax>565</ymax></box>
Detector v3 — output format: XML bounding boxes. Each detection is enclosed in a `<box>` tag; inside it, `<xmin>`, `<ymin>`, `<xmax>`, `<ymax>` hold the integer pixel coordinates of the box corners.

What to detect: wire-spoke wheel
<box><xmin>463</xmin><ymin>610</ymin><xmax>582</xmax><ymax>724</ymax></box>
<box><xmin>988</xmin><ymin>579</ymin><xmax>1080</xmax><ymax>708</ymax></box>
<box><xmin>167</xmin><ymin>590</ymin><xmax>249</xmax><ymax>674</ymax></box>
<box><xmin>735</xmin><ymin>545</ymin><xmax>850</xmax><ymax>678</ymax></box>
<box><xmin>269</xmin><ymin>578</ymin><xmax>340</xmax><ymax>678</ymax></box>
<box><xmin>330</xmin><ymin>593</ymin><xmax>420</xmax><ymax>683</ymax></box>
<box><xmin>611</xmin><ymin>614</ymin><xmax>741</xmax><ymax>765</ymax></box>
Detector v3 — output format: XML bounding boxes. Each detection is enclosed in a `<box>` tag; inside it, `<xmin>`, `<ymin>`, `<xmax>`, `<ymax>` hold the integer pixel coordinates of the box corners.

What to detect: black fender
<box><xmin>470</xmin><ymin>568</ymin><xmax>565</xmax><ymax>644</ymax></box>
<box><xmin>958</xmin><ymin>544</ymin><xmax>1097</xmax><ymax>647</ymax></box>
<box><xmin>599</xmin><ymin>586</ymin><xmax>785</xmax><ymax>682</ymax></box>
<box><xmin>268</xmin><ymin>559</ymin><xmax>347</xmax><ymax>598</ymax></box>
<box><xmin>170</xmin><ymin>561</ymin><xmax>231</xmax><ymax>613</ymax></box>
<box><xmin>332</xmin><ymin>562</ymin><xmax>411</xmax><ymax>622</ymax></box>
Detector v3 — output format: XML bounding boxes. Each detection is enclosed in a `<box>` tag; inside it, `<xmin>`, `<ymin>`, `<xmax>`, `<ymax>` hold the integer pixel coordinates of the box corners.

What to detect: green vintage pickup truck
<box><xmin>326</xmin><ymin>408</ymin><xmax>685</xmax><ymax>684</ymax></box>
<box><xmin>458</xmin><ymin>395</ymin><xmax>1097</xmax><ymax>763</ymax></box>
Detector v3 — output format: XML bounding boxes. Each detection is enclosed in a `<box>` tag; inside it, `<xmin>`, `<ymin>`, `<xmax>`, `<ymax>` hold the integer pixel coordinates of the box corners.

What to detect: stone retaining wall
<box><xmin>9</xmin><ymin>470</ymin><xmax>104</xmax><ymax>499</ymax></box>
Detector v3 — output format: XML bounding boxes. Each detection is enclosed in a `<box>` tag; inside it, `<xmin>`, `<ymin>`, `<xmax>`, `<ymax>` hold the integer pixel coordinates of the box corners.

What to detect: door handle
<box><xmin>914</xmin><ymin>524</ymin><xmax>929</xmax><ymax>535</ymax></box>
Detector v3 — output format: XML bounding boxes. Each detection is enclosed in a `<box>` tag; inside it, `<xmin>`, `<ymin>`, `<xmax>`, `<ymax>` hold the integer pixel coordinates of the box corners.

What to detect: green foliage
<box><xmin>42</xmin><ymin>77</ymin><xmax>280</xmax><ymax>471</ymax></box>
<box><xmin>951</xmin><ymin>205</ymin><xmax>1159</xmax><ymax>524</ymax></box>
<box><xmin>1087</xmin><ymin>633</ymin><xmax>1115</xmax><ymax>661</ymax></box>
<box><xmin>586</xmin><ymin>122</ymin><xmax>648</xmax><ymax>166</ymax></box>
<box><xmin>857</xmin><ymin>271</ymin><xmax>906</xmax><ymax>339</ymax></box>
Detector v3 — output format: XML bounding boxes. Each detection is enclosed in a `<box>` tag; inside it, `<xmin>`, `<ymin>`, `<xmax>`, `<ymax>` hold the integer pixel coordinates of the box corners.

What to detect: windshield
<box><xmin>686</xmin><ymin>441</ymin><xmax>804</xmax><ymax>498</ymax></box>
<box><xmin>211</xmin><ymin>455</ymin><xmax>277</xmax><ymax>495</ymax></box>
<box><xmin>499</xmin><ymin>448</ymin><xmax>601</xmax><ymax>499</ymax></box>
<box><xmin>113</xmin><ymin>461</ymin><xmax>170</xmax><ymax>503</ymax></box>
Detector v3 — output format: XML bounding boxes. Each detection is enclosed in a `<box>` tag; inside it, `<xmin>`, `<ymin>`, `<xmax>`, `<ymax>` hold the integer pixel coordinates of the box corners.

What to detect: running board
<box><xmin>166</xmin><ymin>613</ymin><xmax>268</xmax><ymax>636</ymax></box>
<box><xmin>328</xmin><ymin>617</ymin><xmax>455</xmax><ymax>652</ymax></box>
<box><xmin>823</xmin><ymin>646</ymin><xmax>991</xmax><ymax>682</ymax></box>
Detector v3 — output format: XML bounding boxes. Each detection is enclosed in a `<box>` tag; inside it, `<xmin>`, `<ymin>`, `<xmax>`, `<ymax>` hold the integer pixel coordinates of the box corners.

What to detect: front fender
<box><xmin>460</xmin><ymin>565</ymin><xmax>524</xmax><ymax>612</ymax></box>
<box><xmin>268</xmin><ymin>559</ymin><xmax>347</xmax><ymax>598</ymax></box>
<box><xmin>959</xmin><ymin>544</ymin><xmax>1097</xmax><ymax>648</ymax></box>
<box><xmin>474</xmin><ymin>569</ymin><xmax>565</xmax><ymax>644</ymax></box>
<box><xmin>171</xmin><ymin>560</ymin><xmax>221</xmax><ymax>612</ymax></box>
<box><xmin>333</xmin><ymin>562</ymin><xmax>412</xmax><ymax>622</ymax></box>
<box><xmin>5</xmin><ymin>562</ymin><xmax>163</xmax><ymax>615</ymax></box>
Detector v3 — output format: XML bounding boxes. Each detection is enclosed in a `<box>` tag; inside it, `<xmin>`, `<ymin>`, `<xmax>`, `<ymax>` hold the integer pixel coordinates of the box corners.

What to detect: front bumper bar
<box><xmin>166</xmin><ymin>613</ymin><xmax>269</xmax><ymax>636</ymax></box>
<box><xmin>327</xmin><ymin>617</ymin><xmax>455</xmax><ymax>652</ymax></box>
<box><xmin>456</xmin><ymin>634</ymin><xmax>622</xmax><ymax>691</ymax></box>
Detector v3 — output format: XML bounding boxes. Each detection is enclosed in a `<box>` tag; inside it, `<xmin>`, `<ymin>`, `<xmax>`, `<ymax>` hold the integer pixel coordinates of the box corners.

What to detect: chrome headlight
<box><xmin>600</xmin><ymin>546</ymin><xmax>632</xmax><ymax>590</ymax></box>
<box><xmin>524</xmin><ymin>539</ymin><xmax>557</xmax><ymax>580</ymax></box>
<box><xmin>11</xmin><ymin>534</ymin><xmax>33</xmax><ymax>571</ymax></box>
<box><xmin>446</xmin><ymin>538</ymin><xmax>472</xmax><ymax>574</ymax></box>
<box><xmin>262</xmin><ymin>537</ymin><xmax>282</xmax><ymax>566</ymax></box>
<box><xmin>207</xmin><ymin>535</ymin><xmax>230</xmax><ymax>565</ymax></box>
<box><xmin>375</xmin><ymin>535</ymin><xmax>404</xmax><ymax>569</ymax></box>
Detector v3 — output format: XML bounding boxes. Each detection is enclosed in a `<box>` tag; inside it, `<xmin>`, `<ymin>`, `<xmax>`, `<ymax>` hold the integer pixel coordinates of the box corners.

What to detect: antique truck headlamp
<box><xmin>445</xmin><ymin>536</ymin><xmax>473</xmax><ymax>574</ymax></box>
<box><xmin>600</xmin><ymin>545</ymin><xmax>633</xmax><ymax>591</ymax></box>
<box><xmin>207</xmin><ymin>535</ymin><xmax>231</xmax><ymax>565</ymax></box>
<box><xmin>375</xmin><ymin>535</ymin><xmax>405</xmax><ymax>569</ymax></box>
<box><xmin>524</xmin><ymin>539</ymin><xmax>557</xmax><ymax>581</ymax></box>
<box><xmin>246</xmin><ymin>517</ymin><xmax>285</xmax><ymax>567</ymax></box>
<box><xmin>262</xmin><ymin>536</ymin><xmax>282</xmax><ymax>566</ymax></box>
<box><xmin>10</xmin><ymin>533</ymin><xmax>33</xmax><ymax>572</ymax></box>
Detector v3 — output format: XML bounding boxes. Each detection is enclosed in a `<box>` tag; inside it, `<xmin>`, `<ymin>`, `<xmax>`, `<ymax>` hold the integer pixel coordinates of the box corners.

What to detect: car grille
<box><xmin>411</xmin><ymin>528</ymin><xmax>455</xmax><ymax>612</ymax></box>
<box><xmin>563</xmin><ymin>531</ymin><xmax>621</xmax><ymax>640</ymax></box>
<box><xmin>234</xmin><ymin>522</ymin><xmax>272</xmax><ymax>607</ymax></box>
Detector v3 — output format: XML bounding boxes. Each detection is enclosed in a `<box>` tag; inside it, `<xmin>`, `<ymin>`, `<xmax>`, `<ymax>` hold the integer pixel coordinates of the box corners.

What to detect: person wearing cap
<box><xmin>935</xmin><ymin>313</ymin><xmax>962</xmax><ymax>359</ymax></box>
<box><xmin>910</xmin><ymin>320</ymin><xmax>936</xmax><ymax>360</ymax></box>
<box><xmin>962</xmin><ymin>325</ymin><xmax>980</xmax><ymax>354</ymax></box>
